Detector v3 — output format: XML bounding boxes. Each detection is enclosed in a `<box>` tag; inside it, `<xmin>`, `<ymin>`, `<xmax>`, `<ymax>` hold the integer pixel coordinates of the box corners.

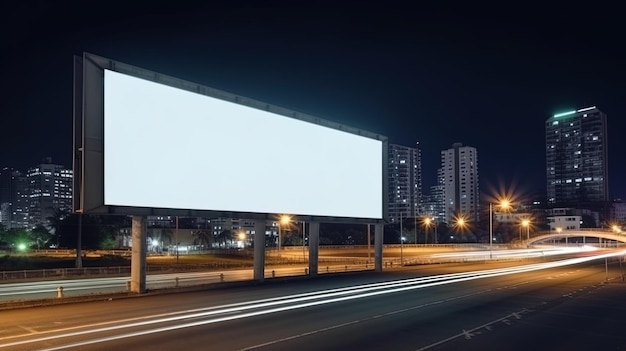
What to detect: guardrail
<box><xmin>0</xmin><ymin>258</ymin><xmax>371</xmax><ymax>282</ymax></box>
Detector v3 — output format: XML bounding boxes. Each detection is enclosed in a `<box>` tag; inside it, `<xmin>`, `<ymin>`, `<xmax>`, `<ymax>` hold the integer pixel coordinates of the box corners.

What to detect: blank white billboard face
<box><xmin>103</xmin><ymin>69</ymin><xmax>383</xmax><ymax>219</ymax></box>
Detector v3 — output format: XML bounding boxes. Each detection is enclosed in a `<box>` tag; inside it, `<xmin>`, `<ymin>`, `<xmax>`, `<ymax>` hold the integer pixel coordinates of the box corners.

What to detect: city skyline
<box><xmin>2</xmin><ymin>3</ymin><xmax>625</xmax><ymax>201</ymax></box>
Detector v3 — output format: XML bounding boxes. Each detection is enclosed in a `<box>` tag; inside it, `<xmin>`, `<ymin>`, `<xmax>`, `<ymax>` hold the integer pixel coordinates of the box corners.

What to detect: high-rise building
<box><xmin>545</xmin><ymin>106</ymin><xmax>609</xmax><ymax>207</ymax></box>
<box><xmin>387</xmin><ymin>143</ymin><xmax>422</xmax><ymax>223</ymax></box>
<box><xmin>0</xmin><ymin>167</ymin><xmax>12</xmax><ymax>227</ymax></box>
<box><xmin>440</xmin><ymin>143</ymin><xmax>479</xmax><ymax>224</ymax></box>
<box><xmin>421</xmin><ymin>184</ymin><xmax>444</xmax><ymax>222</ymax></box>
<box><xmin>0</xmin><ymin>167</ymin><xmax>29</xmax><ymax>229</ymax></box>
<box><xmin>26</xmin><ymin>159</ymin><xmax>73</xmax><ymax>228</ymax></box>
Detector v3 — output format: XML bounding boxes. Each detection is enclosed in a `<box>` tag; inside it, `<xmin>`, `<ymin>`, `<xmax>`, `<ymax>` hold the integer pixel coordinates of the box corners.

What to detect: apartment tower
<box><xmin>440</xmin><ymin>143</ymin><xmax>479</xmax><ymax>224</ymax></box>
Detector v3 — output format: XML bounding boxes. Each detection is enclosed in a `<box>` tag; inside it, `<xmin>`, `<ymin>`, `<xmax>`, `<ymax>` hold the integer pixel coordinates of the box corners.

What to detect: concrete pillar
<box><xmin>374</xmin><ymin>223</ymin><xmax>384</xmax><ymax>272</ymax></box>
<box><xmin>130</xmin><ymin>216</ymin><xmax>147</xmax><ymax>293</ymax></box>
<box><xmin>253</xmin><ymin>220</ymin><xmax>266</xmax><ymax>282</ymax></box>
<box><xmin>308</xmin><ymin>221</ymin><xmax>320</xmax><ymax>276</ymax></box>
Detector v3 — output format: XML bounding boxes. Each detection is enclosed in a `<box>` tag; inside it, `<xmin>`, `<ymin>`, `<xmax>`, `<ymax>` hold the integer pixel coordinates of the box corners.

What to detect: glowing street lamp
<box><xmin>555</xmin><ymin>227</ymin><xmax>565</xmax><ymax>246</ymax></box>
<box><xmin>522</xmin><ymin>219</ymin><xmax>530</xmax><ymax>242</ymax></box>
<box><xmin>456</xmin><ymin>217</ymin><xmax>466</xmax><ymax>230</ymax></box>
<box><xmin>278</xmin><ymin>215</ymin><xmax>291</xmax><ymax>252</ymax></box>
<box><xmin>489</xmin><ymin>199</ymin><xmax>511</xmax><ymax>259</ymax></box>
<box><xmin>423</xmin><ymin>217</ymin><xmax>434</xmax><ymax>244</ymax></box>
<box><xmin>449</xmin><ymin>216</ymin><xmax>467</xmax><ymax>243</ymax></box>
<box><xmin>422</xmin><ymin>217</ymin><xmax>437</xmax><ymax>244</ymax></box>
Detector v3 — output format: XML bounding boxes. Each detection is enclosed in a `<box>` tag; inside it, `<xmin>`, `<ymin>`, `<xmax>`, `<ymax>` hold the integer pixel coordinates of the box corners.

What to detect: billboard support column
<box><xmin>253</xmin><ymin>220</ymin><xmax>266</xmax><ymax>282</ymax></box>
<box><xmin>374</xmin><ymin>223</ymin><xmax>384</xmax><ymax>272</ymax></box>
<box><xmin>308</xmin><ymin>222</ymin><xmax>320</xmax><ymax>276</ymax></box>
<box><xmin>131</xmin><ymin>216</ymin><xmax>147</xmax><ymax>293</ymax></box>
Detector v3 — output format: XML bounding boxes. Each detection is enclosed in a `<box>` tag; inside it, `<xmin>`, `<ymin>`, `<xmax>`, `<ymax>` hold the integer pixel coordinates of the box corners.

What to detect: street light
<box><xmin>489</xmin><ymin>199</ymin><xmax>511</xmax><ymax>259</ymax></box>
<box><xmin>237</xmin><ymin>231</ymin><xmax>246</xmax><ymax>248</ymax></box>
<box><xmin>400</xmin><ymin>211</ymin><xmax>404</xmax><ymax>266</ymax></box>
<box><xmin>278</xmin><ymin>214</ymin><xmax>291</xmax><ymax>253</ymax></box>
<box><xmin>556</xmin><ymin>227</ymin><xmax>564</xmax><ymax>246</ymax></box>
<box><xmin>423</xmin><ymin>217</ymin><xmax>431</xmax><ymax>244</ymax></box>
<box><xmin>414</xmin><ymin>215</ymin><xmax>418</xmax><ymax>245</ymax></box>
<box><xmin>423</xmin><ymin>217</ymin><xmax>436</xmax><ymax>244</ymax></box>
<box><xmin>455</xmin><ymin>217</ymin><xmax>466</xmax><ymax>233</ymax></box>
<box><xmin>301</xmin><ymin>221</ymin><xmax>306</xmax><ymax>263</ymax></box>
<box><xmin>452</xmin><ymin>215</ymin><xmax>468</xmax><ymax>243</ymax></box>
<box><xmin>522</xmin><ymin>219</ymin><xmax>530</xmax><ymax>242</ymax></box>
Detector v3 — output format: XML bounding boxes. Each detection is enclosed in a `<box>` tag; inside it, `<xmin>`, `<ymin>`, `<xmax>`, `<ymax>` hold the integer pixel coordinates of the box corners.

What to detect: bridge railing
<box><xmin>533</xmin><ymin>228</ymin><xmax>625</xmax><ymax>235</ymax></box>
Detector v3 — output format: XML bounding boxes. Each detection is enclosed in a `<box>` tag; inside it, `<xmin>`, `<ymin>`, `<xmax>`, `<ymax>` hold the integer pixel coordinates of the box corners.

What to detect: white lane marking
<box><xmin>238</xmin><ymin>288</ymin><xmax>495</xmax><ymax>350</ymax></box>
<box><xmin>416</xmin><ymin>309</ymin><xmax>530</xmax><ymax>351</ymax></box>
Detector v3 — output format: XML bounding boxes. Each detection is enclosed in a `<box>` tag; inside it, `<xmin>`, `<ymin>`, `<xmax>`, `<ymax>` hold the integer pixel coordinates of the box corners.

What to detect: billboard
<box><xmin>74</xmin><ymin>53</ymin><xmax>387</xmax><ymax>222</ymax></box>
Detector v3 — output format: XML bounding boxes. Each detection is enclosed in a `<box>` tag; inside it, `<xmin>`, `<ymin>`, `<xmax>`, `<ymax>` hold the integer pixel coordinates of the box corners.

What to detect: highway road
<box><xmin>1</xmin><ymin>246</ymin><xmax>604</xmax><ymax>303</ymax></box>
<box><xmin>1</xmin><ymin>250</ymin><xmax>625</xmax><ymax>350</ymax></box>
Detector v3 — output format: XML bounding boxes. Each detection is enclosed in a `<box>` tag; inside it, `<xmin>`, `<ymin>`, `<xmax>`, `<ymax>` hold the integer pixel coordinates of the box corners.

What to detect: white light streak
<box><xmin>2</xmin><ymin>250</ymin><xmax>624</xmax><ymax>350</ymax></box>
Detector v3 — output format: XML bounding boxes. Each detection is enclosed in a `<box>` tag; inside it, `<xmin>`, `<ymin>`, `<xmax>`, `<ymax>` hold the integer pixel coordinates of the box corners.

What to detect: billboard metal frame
<box><xmin>73</xmin><ymin>52</ymin><xmax>388</xmax><ymax>224</ymax></box>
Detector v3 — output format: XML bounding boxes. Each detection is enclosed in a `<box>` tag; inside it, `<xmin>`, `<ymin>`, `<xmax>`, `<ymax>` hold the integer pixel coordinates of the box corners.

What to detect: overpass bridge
<box><xmin>525</xmin><ymin>229</ymin><xmax>626</xmax><ymax>247</ymax></box>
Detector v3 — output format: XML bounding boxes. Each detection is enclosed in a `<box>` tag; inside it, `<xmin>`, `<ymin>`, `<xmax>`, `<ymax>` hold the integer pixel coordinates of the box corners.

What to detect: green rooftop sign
<box><xmin>553</xmin><ymin>110</ymin><xmax>576</xmax><ymax>118</ymax></box>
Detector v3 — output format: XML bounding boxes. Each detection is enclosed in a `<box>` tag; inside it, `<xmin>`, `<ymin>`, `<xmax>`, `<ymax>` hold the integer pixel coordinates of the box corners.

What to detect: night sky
<box><xmin>2</xmin><ymin>3</ymin><xmax>625</xmax><ymax>201</ymax></box>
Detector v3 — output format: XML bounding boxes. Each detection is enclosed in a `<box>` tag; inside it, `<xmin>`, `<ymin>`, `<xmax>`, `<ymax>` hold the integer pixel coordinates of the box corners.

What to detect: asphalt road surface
<box><xmin>1</xmin><ymin>253</ymin><xmax>625</xmax><ymax>351</ymax></box>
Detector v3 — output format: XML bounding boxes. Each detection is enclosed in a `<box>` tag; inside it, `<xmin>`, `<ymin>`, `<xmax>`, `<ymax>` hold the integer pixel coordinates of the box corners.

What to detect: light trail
<box><xmin>1</xmin><ymin>250</ymin><xmax>624</xmax><ymax>350</ymax></box>
<box><xmin>0</xmin><ymin>246</ymin><xmax>603</xmax><ymax>300</ymax></box>
<box><xmin>430</xmin><ymin>245</ymin><xmax>599</xmax><ymax>260</ymax></box>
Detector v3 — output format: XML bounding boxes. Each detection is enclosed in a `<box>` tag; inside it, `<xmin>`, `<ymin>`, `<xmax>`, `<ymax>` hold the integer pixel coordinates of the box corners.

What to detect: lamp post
<box><xmin>278</xmin><ymin>215</ymin><xmax>291</xmax><ymax>254</ymax></box>
<box><xmin>414</xmin><ymin>215</ymin><xmax>418</xmax><ymax>245</ymax></box>
<box><xmin>367</xmin><ymin>224</ymin><xmax>371</xmax><ymax>262</ymax></box>
<box><xmin>278</xmin><ymin>223</ymin><xmax>281</xmax><ymax>252</ymax></box>
<box><xmin>400</xmin><ymin>211</ymin><xmax>404</xmax><ymax>266</ymax></box>
<box><xmin>522</xmin><ymin>219</ymin><xmax>530</xmax><ymax>243</ymax></box>
<box><xmin>452</xmin><ymin>217</ymin><xmax>466</xmax><ymax>244</ymax></box>
<box><xmin>489</xmin><ymin>200</ymin><xmax>510</xmax><ymax>259</ymax></box>
<box><xmin>489</xmin><ymin>203</ymin><xmax>493</xmax><ymax>258</ymax></box>
<box><xmin>457</xmin><ymin>218</ymin><xmax>465</xmax><ymax>230</ymax></box>
<box><xmin>237</xmin><ymin>231</ymin><xmax>246</xmax><ymax>248</ymax></box>
<box><xmin>556</xmin><ymin>227</ymin><xmax>564</xmax><ymax>246</ymax></box>
<box><xmin>302</xmin><ymin>221</ymin><xmax>306</xmax><ymax>263</ymax></box>
<box><xmin>424</xmin><ymin>217</ymin><xmax>432</xmax><ymax>244</ymax></box>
